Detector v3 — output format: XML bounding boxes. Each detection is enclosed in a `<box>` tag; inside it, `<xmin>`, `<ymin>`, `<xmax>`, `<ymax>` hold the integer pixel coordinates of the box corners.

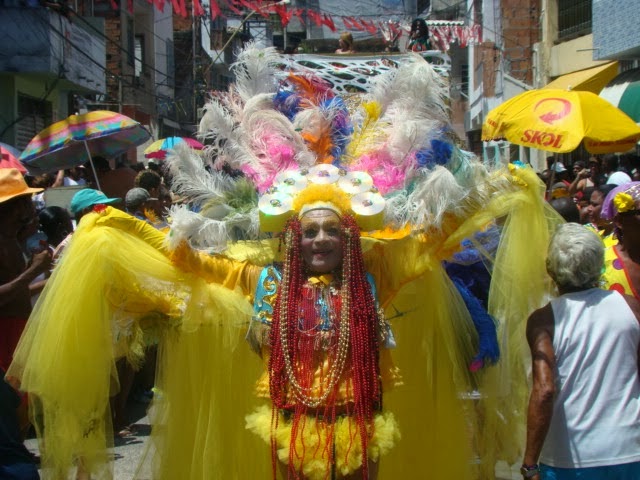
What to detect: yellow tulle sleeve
<box><xmin>362</xmin><ymin>235</ymin><xmax>435</xmax><ymax>308</ymax></box>
<box><xmin>451</xmin><ymin>166</ymin><xmax>563</xmax><ymax>477</ymax></box>
<box><xmin>94</xmin><ymin>205</ymin><xmax>168</xmax><ymax>253</ymax></box>
<box><xmin>367</xmin><ymin>166</ymin><xmax>563</xmax><ymax>478</ymax></box>
<box><xmin>170</xmin><ymin>242</ymin><xmax>261</xmax><ymax>297</ymax></box>
<box><xmin>6</xmin><ymin>207</ymin><xmax>257</xmax><ymax>480</ymax></box>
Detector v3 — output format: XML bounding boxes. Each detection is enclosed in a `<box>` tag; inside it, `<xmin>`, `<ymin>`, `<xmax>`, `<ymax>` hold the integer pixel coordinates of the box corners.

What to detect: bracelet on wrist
<box><xmin>520</xmin><ymin>464</ymin><xmax>540</xmax><ymax>478</ymax></box>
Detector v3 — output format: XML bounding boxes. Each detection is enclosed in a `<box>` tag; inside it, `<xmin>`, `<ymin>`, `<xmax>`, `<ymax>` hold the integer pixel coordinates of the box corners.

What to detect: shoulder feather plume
<box><xmin>164</xmin><ymin>144</ymin><xmax>234</xmax><ymax>206</ymax></box>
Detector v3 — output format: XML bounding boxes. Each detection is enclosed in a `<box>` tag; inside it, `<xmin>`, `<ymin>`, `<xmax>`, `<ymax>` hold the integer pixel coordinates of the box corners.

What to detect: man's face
<box><xmin>5</xmin><ymin>196</ymin><xmax>38</xmax><ymax>238</ymax></box>
<box><xmin>300</xmin><ymin>209</ymin><xmax>343</xmax><ymax>274</ymax></box>
<box><xmin>69</xmin><ymin>167</ymin><xmax>85</xmax><ymax>180</ymax></box>
<box><xmin>587</xmin><ymin>190</ymin><xmax>606</xmax><ymax>225</ymax></box>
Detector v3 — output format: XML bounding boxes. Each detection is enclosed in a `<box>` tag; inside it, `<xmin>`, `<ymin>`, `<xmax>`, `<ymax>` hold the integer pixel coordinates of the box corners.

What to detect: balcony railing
<box><xmin>558</xmin><ymin>0</ymin><xmax>592</xmax><ymax>41</ymax></box>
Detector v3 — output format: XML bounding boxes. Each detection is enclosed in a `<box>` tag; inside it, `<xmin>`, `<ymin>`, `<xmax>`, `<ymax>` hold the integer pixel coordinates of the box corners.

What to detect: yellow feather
<box><xmin>362</xmin><ymin>100</ymin><xmax>382</xmax><ymax>121</ymax></box>
<box><xmin>345</xmin><ymin>100</ymin><xmax>388</xmax><ymax>162</ymax></box>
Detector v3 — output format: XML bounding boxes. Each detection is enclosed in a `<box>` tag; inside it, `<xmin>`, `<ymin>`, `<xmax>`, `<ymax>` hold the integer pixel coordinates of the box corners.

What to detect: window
<box><xmin>460</xmin><ymin>63</ymin><xmax>469</xmax><ymax>96</ymax></box>
<box><xmin>558</xmin><ymin>0</ymin><xmax>591</xmax><ymax>41</ymax></box>
<box><xmin>16</xmin><ymin>94</ymin><xmax>52</xmax><ymax>150</ymax></box>
<box><xmin>134</xmin><ymin>35</ymin><xmax>145</xmax><ymax>78</ymax></box>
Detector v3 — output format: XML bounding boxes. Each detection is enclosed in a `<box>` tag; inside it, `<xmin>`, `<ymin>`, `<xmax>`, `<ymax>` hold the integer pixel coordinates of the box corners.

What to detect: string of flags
<box><xmin>113</xmin><ymin>0</ymin><xmax>483</xmax><ymax>49</ymax></box>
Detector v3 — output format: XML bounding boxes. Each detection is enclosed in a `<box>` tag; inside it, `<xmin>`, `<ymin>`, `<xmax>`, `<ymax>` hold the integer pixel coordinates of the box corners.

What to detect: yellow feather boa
<box><xmin>246</xmin><ymin>405</ymin><xmax>400</xmax><ymax>479</ymax></box>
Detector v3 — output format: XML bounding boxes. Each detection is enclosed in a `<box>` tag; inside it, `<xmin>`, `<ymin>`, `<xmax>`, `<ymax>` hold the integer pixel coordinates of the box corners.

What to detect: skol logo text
<box><xmin>520</xmin><ymin>130</ymin><xmax>564</xmax><ymax>148</ymax></box>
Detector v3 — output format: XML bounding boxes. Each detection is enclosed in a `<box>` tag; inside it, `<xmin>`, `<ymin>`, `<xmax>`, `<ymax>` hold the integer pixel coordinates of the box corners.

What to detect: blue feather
<box><xmin>273</xmin><ymin>90</ymin><xmax>301</xmax><ymax>121</ymax></box>
<box><xmin>445</xmin><ymin>261</ymin><xmax>500</xmax><ymax>370</ymax></box>
<box><xmin>415</xmin><ymin>139</ymin><xmax>453</xmax><ymax>169</ymax></box>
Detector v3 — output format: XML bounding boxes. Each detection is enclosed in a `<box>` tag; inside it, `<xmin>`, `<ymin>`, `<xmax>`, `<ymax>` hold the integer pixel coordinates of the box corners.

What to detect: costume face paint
<box><xmin>300</xmin><ymin>209</ymin><xmax>343</xmax><ymax>273</ymax></box>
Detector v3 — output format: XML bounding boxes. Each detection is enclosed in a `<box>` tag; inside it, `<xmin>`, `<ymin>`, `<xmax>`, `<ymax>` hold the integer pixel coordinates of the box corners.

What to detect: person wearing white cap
<box><xmin>551</xmin><ymin>161</ymin><xmax>567</xmax><ymax>173</ymax></box>
<box><xmin>603</xmin><ymin>154</ymin><xmax>632</xmax><ymax>186</ymax></box>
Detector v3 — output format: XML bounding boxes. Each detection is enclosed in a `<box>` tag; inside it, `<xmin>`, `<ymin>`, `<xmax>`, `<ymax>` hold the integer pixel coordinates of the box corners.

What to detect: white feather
<box><xmin>370</xmin><ymin>55</ymin><xmax>449</xmax><ymax>124</ymax></box>
<box><xmin>166</xmin><ymin>204</ymin><xmax>263</xmax><ymax>253</ymax></box>
<box><xmin>232</xmin><ymin>43</ymin><xmax>281</xmax><ymax>101</ymax></box>
<box><xmin>164</xmin><ymin>144</ymin><xmax>236</xmax><ymax>207</ymax></box>
<box><xmin>165</xmin><ymin>205</ymin><xmax>215</xmax><ymax>251</ymax></box>
<box><xmin>386</xmin><ymin>118</ymin><xmax>440</xmax><ymax>165</ymax></box>
<box><xmin>406</xmin><ymin>167</ymin><xmax>468</xmax><ymax>230</ymax></box>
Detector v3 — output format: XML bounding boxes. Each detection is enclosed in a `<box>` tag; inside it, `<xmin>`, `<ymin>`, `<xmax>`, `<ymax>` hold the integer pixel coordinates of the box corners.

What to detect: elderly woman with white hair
<box><xmin>522</xmin><ymin>223</ymin><xmax>640</xmax><ymax>480</ymax></box>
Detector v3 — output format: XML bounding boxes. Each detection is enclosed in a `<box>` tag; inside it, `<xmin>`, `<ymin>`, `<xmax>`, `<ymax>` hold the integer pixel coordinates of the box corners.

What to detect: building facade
<box><xmin>0</xmin><ymin>0</ymin><xmax>199</xmax><ymax>164</ymax></box>
<box><xmin>0</xmin><ymin>5</ymin><xmax>106</xmax><ymax>150</ymax></box>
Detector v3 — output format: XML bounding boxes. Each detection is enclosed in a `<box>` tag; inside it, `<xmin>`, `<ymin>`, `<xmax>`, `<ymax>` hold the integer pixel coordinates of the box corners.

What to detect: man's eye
<box><xmin>326</xmin><ymin>228</ymin><xmax>340</xmax><ymax>236</ymax></box>
<box><xmin>304</xmin><ymin>230</ymin><xmax>317</xmax><ymax>238</ymax></box>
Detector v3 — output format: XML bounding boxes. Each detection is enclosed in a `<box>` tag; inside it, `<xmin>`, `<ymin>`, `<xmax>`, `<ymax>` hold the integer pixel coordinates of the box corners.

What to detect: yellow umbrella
<box><xmin>482</xmin><ymin>89</ymin><xmax>640</xmax><ymax>154</ymax></box>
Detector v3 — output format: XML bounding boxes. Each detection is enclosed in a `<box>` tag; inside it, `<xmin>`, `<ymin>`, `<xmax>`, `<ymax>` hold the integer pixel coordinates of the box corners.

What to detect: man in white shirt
<box><xmin>522</xmin><ymin>223</ymin><xmax>640</xmax><ymax>480</ymax></box>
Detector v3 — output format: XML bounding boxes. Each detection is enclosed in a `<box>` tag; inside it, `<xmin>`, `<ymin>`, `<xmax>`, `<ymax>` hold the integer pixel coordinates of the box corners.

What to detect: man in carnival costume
<box><xmin>7</xmin><ymin>45</ymin><xmax>561</xmax><ymax>479</ymax></box>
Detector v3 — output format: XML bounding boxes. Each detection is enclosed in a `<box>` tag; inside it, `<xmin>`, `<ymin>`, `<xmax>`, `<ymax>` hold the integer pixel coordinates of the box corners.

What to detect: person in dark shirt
<box><xmin>1</xmin><ymin>369</ymin><xmax>39</xmax><ymax>479</ymax></box>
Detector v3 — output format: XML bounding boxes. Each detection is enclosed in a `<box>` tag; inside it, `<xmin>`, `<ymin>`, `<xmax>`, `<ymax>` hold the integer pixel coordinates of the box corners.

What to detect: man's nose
<box><xmin>315</xmin><ymin>229</ymin><xmax>329</xmax><ymax>242</ymax></box>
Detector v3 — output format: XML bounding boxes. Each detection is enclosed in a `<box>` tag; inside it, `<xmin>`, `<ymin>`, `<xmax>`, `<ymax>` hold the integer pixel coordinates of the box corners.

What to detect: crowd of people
<box><xmin>541</xmin><ymin>153</ymin><xmax>640</xmax><ymax>222</ymax></box>
<box><xmin>2</xmin><ymin>45</ymin><xmax>640</xmax><ymax>480</ymax></box>
<box><xmin>0</xmin><ymin>158</ymin><xmax>174</xmax><ymax>479</ymax></box>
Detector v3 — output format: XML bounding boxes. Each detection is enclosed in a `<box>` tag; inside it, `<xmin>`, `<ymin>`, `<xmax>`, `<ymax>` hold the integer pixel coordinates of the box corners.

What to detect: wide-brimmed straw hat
<box><xmin>0</xmin><ymin>168</ymin><xmax>43</xmax><ymax>204</ymax></box>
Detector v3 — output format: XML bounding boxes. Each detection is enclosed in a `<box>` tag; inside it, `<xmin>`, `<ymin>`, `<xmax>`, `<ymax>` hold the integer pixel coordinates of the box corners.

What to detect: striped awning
<box><xmin>600</xmin><ymin>67</ymin><xmax>640</xmax><ymax>123</ymax></box>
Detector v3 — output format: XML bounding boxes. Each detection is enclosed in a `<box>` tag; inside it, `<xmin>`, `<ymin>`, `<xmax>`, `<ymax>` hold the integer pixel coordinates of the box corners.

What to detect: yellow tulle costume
<box><xmin>6</xmin><ymin>163</ymin><xmax>563</xmax><ymax>479</ymax></box>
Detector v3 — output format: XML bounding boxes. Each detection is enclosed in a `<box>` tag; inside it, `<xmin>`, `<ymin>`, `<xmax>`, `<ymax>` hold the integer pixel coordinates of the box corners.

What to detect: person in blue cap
<box><xmin>69</xmin><ymin>189</ymin><xmax>121</xmax><ymax>223</ymax></box>
<box><xmin>54</xmin><ymin>189</ymin><xmax>122</xmax><ymax>260</ymax></box>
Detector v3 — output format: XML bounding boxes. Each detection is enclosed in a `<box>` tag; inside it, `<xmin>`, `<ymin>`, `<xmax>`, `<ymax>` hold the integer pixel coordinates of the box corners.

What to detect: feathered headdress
<box><xmin>166</xmin><ymin>42</ymin><xmax>505</xmax><ymax>252</ymax></box>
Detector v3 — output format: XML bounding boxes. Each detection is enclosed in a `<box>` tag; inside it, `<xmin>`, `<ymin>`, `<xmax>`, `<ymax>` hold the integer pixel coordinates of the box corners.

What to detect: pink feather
<box><xmin>245</xmin><ymin>130</ymin><xmax>300</xmax><ymax>192</ymax></box>
<box><xmin>351</xmin><ymin>150</ymin><xmax>409</xmax><ymax>195</ymax></box>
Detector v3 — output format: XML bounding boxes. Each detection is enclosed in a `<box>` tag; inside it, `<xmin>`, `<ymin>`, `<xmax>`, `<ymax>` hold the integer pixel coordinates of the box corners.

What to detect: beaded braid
<box><xmin>268</xmin><ymin>214</ymin><xmax>381</xmax><ymax>479</ymax></box>
<box><xmin>268</xmin><ymin>217</ymin><xmax>305</xmax><ymax>477</ymax></box>
<box><xmin>341</xmin><ymin>214</ymin><xmax>381</xmax><ymax>478</ymax></box>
